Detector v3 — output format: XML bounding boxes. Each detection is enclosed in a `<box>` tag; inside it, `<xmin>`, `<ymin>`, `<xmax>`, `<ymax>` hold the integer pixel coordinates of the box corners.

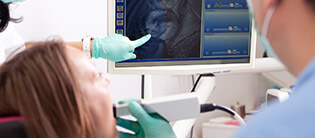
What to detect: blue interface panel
<box><xmin>115</xmin><ymin>0</ymin><xmax>251</xmax><ymax>67</ymax></box>
<box><xmin>202</xmin><ymin>0</ymin><xmax>250</xmax><ymax>58</ymax></box>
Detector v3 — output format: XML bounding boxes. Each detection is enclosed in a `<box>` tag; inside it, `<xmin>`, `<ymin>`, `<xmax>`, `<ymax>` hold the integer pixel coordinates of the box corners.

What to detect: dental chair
<box><xmin>0</xmin><ymin>116</ymin><xmax>27</xmax><ymax>138</ymax></box>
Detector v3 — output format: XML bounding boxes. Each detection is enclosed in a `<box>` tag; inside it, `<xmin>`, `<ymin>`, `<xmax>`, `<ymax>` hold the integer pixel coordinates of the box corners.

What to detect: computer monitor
<box><xmin>107</xmin><ymin>0</ymin><xmax>256</xmax><ymax>75</ymax></box>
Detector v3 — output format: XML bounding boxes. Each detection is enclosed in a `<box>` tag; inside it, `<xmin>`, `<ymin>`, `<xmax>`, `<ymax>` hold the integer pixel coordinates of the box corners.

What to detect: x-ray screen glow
<box><xmin>115</xmin><ymin>0</ymin><xmax>251</xmax><ymax>67</ymax></box>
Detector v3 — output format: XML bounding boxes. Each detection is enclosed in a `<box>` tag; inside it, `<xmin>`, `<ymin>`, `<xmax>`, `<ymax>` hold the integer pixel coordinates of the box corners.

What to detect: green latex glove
<box><xmin>117</xmin><ymin>100</ymin><xmax>176</xmax><ymax>138</ymax></box>
<box><xmin>93</xmin><ymin>34</ymin><xmax>151</xmax><ymax>62</ymax></box>
<box><xmin>1</xmin><ymin>0</ymin><xmax>24</xmax><ymax>3</ymax></box>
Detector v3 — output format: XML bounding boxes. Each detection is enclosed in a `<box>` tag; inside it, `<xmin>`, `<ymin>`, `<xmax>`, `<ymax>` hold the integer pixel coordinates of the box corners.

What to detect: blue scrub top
<box><xmin>234</xmin><ymin>57</ymin><xmax>315</xmax><ymax>138</ymax></box>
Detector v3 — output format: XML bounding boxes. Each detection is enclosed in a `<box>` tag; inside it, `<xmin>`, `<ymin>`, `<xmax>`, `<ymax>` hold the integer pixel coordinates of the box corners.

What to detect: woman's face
<box><xmin>66</xmin><ymin>46</ymin><xmax>118</xmax><ymax>138</ymax></box>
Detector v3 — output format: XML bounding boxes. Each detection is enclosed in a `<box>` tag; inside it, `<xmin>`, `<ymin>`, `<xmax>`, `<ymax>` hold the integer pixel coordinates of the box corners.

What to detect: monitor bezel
<box><xmin>107</xmin><ymin>0</ymin><xmax>256</xmax><ymax>75</ymax></box>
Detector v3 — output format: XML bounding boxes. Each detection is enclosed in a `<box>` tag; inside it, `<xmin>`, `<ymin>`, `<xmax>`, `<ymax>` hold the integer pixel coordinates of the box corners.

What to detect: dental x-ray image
<box><xmin>126</xmin><ymin>0</ymin><xmax>202</xmax><ymax>59</ymax></box>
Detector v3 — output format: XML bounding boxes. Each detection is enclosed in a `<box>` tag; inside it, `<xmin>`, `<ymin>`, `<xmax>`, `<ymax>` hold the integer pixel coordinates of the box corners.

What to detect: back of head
<box><xmin>0</xmin><ymin>40</ymin><xmax>96</xmax><ymax>137</ymax></box>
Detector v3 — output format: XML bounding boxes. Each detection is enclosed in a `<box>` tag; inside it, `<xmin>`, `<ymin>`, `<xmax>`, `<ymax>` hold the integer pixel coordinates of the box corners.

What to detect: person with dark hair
<box><xmin>0</xmin><ymin>0</ymin><xmax>151</xmax><ymax>65</ymax></box>
<box><xmin>0</xmin><ymin>0</ymin><xmax>23</xmax><ymax>32</ymax></box>
<box><xmin>233</xmin><ymin>0</ymin><xmax>315</xmax><ymax>137</ymax></box>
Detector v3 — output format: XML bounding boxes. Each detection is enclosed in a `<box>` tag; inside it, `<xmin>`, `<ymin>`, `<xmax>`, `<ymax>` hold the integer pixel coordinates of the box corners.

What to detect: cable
<box><xmin>200</xmin><ymin>103</ymin><xmax>246</xmax><ymax>126</ymax></box>
<box><xmin>263</xmin><ymin>51</ymin><xmax>268</xmax><ymax>57</ymax></box>
<box><xmin>191</xmin><ymin>73</ymin><xmax>215</xmax><ymax>92</ymax></box>
<box><xmin>113</xmin><ymin>104</ymin><xmax>116</xmax><ymax>118</ymax></box>
<box><xmin>215</xmin><ymin>104</ymin><xmax>246</xmax><ymax>126</ymax></box>
<box><xmin>200</xmin><ymin>103</ymin><xmax>216</xmax><ymax>113</ymax></box>
<box><xmin>190</xmin><ymin>125</ymin><xmax>194</xmax><ymax>138</ymax></box>
<box><xmin>141</xmin><ymin>75</ymin><xmax>145</xmax><ymax>99</ymax></box>
<box><xmin>189</xmin><ymin>73</ymin><xmax>215</xmax><ymax>137</ymax></box>
<box><xmin>233</xmin><ymin>112</ymin><xmax>246</xmax><ymax>126</ymax></box>
<box><xmin>215</xmin><ymin>105</ymin><xmax>235</xmax><ymax>116</ymax></box>
<box><xmin>191</xmin><ymin>75</ymin><xmax>195</xmax><ymax>87</ymax></box>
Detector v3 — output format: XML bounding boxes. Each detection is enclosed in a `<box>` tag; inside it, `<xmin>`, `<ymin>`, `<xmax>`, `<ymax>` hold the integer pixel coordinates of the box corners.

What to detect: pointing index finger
<box><xmin>130</xmin><ymin>34</ymin><xmax>151</xmax><ymax>48</ymax></box>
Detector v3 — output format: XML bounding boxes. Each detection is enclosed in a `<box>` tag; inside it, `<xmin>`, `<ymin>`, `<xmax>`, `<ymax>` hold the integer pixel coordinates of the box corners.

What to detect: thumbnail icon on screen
<box><xmin>117</xmin><ymin>13</ymin><xmax>123</xmax><ymax>19</ymax></box>
<box><xmin>117</xmin><ymin>20</ymin><xmax>124</xmax><ymax>26</ymax></box>
<box><xmin>117</xmin><ymin>6</ymin><xmax>124</xmax><ymax>12</ymax></box>
<box><xmin>215</xmin><ymin>3</ymin><xmax>222</xmax><ymax>8</ymax></box>
<box><xmin>117</xmin><ymin>29</ymin><xmax>123</xmax><ymax>34</ymax></box>
<box><xmin>227</xmin><ymin>50</ymin><xmax>232</xmax><ymax>54</ymax></box>
<box><xmin>230</xmin><ymin>3</ymin><xmax>234</xmax><ymax>7</ymax></box>
<box><xmin>228</xmin><ymin>26</ymin><xmax>233</xmax><ymax>31</ymax></box>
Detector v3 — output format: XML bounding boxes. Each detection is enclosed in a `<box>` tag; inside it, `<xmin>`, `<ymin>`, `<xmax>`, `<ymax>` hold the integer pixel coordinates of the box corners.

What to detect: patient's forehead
<box><xmin>65</xmin><ymin>46</ymin><xmax>97</xmax><ymax>76</ymax></box>
<box><xmin>66</xmin><ymin>46</ymin><xmax>85</xmax><ymax>57</ymax></box>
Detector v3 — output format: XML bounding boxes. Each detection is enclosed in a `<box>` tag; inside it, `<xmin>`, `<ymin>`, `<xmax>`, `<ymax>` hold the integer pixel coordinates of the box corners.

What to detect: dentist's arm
<box><xmin>25</xmin><ymin>34</ymin><xmax>151</xmax><ymax>62</ymax></box>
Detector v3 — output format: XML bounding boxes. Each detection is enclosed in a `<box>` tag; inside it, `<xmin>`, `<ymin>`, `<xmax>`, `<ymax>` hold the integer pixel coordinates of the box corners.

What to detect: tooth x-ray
<box><xmin>125</xmin><ymin>0</ymin><xmax>202</xmax><ymax>59</ymax></box>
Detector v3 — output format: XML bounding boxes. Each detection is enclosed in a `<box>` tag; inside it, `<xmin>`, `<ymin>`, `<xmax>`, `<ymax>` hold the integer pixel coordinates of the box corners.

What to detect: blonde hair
<box><xmin>0</xmin><ymin>40</ymin><xmax>96</xmax><ymax>137</ymax></box>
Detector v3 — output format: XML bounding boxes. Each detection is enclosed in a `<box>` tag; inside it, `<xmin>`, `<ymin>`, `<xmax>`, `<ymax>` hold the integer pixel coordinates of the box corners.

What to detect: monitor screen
<box><xmin>114</xmin><ymin>0</ymin><xmax>251</xmax><ymax>68</ymax></box>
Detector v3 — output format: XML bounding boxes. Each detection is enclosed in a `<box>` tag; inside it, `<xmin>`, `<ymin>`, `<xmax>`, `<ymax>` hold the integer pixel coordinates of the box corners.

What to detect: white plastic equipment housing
<box><xmin>115</xmin><ymin>93</ymin><xmax>200</xmax><ymax>122</ymax></box>
<box><xmin>172</xmin><ymin>76</ymin><xmax>216</xmax><ymax>138</ymax></box>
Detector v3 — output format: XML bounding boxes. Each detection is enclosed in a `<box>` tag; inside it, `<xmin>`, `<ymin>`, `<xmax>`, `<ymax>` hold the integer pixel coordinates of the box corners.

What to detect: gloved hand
<box><xmin>1</xmin><ymin>0</ymin><xmax>24</xmax><ymax>3</ymax></box>
<box><xmin>117</xmin><ymin>100</ymin><xmax>176</xmax><ymax>138</ymax></box>
<box><xmin>92</xmin><ymin>34</ymin><xmax>151</xmax><ymax>62</ymax></box>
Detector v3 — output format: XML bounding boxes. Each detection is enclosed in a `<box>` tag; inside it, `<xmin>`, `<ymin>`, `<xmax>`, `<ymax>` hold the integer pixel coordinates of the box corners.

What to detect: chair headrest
<box><xmin>0</xmin><ymin>116</ymin><xmax>23</xmax><ymax>123</ymax></box>
<box><xmin>0</xmin><ymin>116</ymin><xmax>27</xmax><ymax>138</ymax></box>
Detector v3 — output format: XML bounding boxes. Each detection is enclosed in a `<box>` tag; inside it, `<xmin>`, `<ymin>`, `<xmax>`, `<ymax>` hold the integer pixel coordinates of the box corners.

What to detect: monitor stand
<box><xmin>140</xmin><ymin>74</ymin><xmax>216</xmax><ymax>137</ymax></box>
<box><xmin>172</xmin><ymin>76</ymin><xmax>216</xmax><ymax>138</ymax></box>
